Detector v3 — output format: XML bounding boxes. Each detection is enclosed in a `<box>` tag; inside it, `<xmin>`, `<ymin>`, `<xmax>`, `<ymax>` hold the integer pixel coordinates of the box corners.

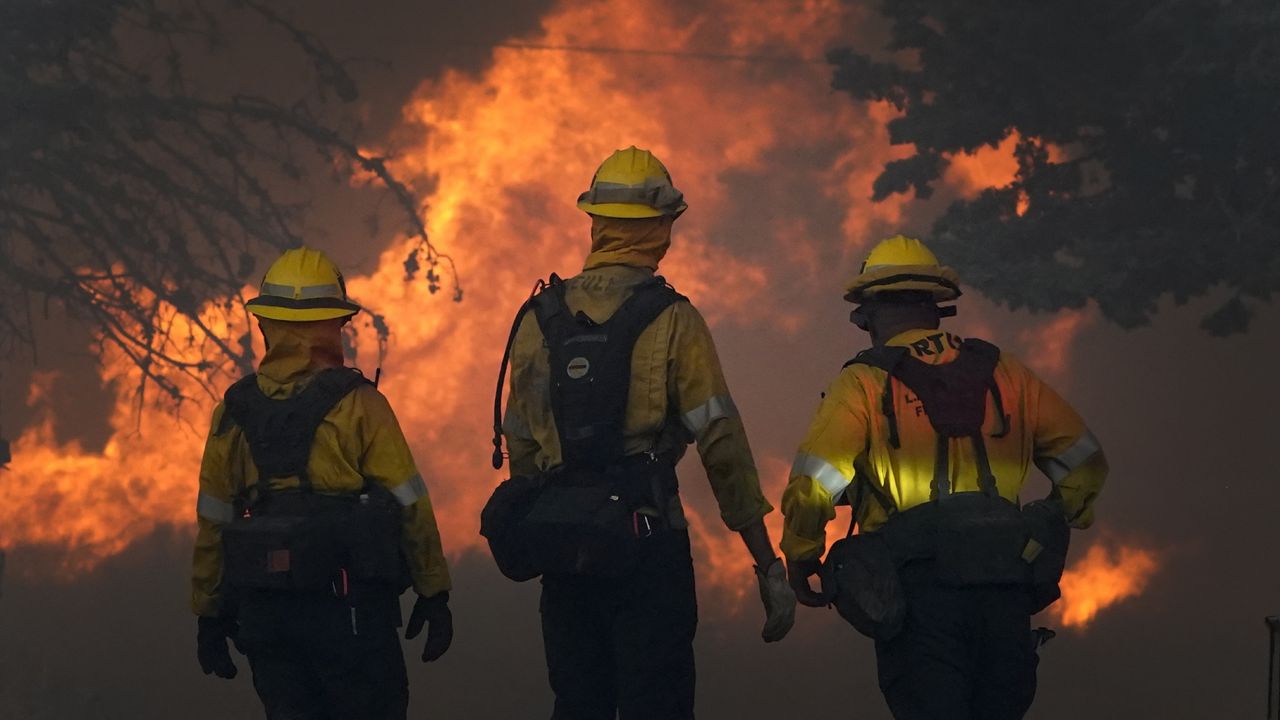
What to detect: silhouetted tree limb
<box><xmin>831</xmin><ymin>0</ymin><xmax>1280</xmax><ymax>334</ymax></box>
<box><xmin>0</xmin><ymin>0</ymin><xmax>458</xmax><ymax>403</ymax></box>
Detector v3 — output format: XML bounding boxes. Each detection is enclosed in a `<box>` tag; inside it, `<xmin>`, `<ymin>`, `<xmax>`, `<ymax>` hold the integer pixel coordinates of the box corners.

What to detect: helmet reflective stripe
<box><xmin>576</xmin><ymin>146</ymin><xmax>687</xmax><ymax>219</ymax></box>
<box><xmin>578</xmin><ymin>179</ymin><xmax>685</xmax><ymax>216</ymax></box>
<box><xmin>247</xmin><ymin>247</ymin><xmax>361</xmax><ymax>322</ymax></box>
<box><xmin>259</xmin><ymin>282</ymin><xmax>344</xmax><ymax>301</ymax></box>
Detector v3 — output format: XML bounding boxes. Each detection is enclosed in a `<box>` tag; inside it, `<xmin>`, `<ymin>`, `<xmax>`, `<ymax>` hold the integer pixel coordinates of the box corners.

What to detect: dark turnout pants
<box><xmin>875</xmin><ymin>563</ymin><xmax>1038</xmax><ymax>720</ymax></box>
<box><xmin>235</xmin><ymin>587</ymin><xmax>408</xmax><ymax>720</ymax></box>
<box><xmin>540</xmin><ymin>529</ymin><xmax>698</xmax><ymax>720</ymax></box>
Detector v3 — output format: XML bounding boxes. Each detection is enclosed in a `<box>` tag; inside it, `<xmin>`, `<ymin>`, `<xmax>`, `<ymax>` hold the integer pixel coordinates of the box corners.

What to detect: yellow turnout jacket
<box><xmin>191</xmin><ymin>320</ymin><xmax>451</xmax><ymax>616</ymax></box>
<box><xmin>502</xmin><ymin>216</ymin><xmax>773</xmax><ymax>531</ymax></box>
<box><xmin>781</xmin><ymin>327</ymin><xmax>1108</xmax><ymax>562</ymax></box>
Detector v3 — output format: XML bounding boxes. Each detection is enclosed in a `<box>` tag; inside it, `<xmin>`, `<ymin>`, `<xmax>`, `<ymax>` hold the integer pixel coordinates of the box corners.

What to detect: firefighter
<box><xmin>781</xmin><ymin>235</ymin><xmax>1108</xmax><ymax>720</ymax></box>
<box><xmin>496</xmin><ymin>146</ymin><xmax>795</xmax><ymax>719</ymax></box>
<box><xmin>191</xmin><ymin>247</ymin><xmax>452</xmax><ymax>720</ymax></box>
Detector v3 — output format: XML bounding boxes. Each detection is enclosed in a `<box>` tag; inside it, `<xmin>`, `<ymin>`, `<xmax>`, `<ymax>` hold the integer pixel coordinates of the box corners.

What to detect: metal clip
<box><xmin>632</xmin><ymin>512</ymin><xmax>654</xmax><ymax>539</ymax></box>
<box><xmin>332</xmin><ymin>568</ymin><xmax>350</xmax><ymax>599</ymax></box>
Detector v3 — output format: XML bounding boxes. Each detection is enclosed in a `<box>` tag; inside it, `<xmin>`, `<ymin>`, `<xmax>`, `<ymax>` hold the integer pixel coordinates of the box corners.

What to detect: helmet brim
<box><xmin>577</xmin><ymin>200</ymin><xmax>686</xmax><ymax>218</ymax></box>
<box><xmin>246</xmin><ymin>296</ymin><xmax>361</xmax><ymax>322</ymax></box>
<box><xmin>844</xmin><ymin>264</ymin><xmax>962</xmax><ymax>303</ymax></box>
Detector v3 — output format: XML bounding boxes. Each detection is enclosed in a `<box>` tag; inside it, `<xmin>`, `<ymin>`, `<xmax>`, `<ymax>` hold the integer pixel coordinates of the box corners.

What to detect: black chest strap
<box><xmin>845</xmin><ymin>338</ymin><xmax>1010</xmax><ymax>501</ymax></box>
<box><xmin>222</xmin><ymin>367</ymin><xmax>371</xmax><ymax>501</ymax></box>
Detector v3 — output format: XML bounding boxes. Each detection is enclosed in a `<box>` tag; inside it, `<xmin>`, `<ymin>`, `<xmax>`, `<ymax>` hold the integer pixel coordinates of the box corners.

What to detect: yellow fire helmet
<box><xmin>576</xmin><ymin>146</ymin><xmax>688</xmax><ymax>219</ymax></box>
<box><xmin>245</xmin><ymin>247</ymin><xmax>362</xmax><ymax>322</ymax></box>
<box><xmin>844</xmin><ymin>234</ymin><xmax>962</xmax><ymax>303</ymax></box>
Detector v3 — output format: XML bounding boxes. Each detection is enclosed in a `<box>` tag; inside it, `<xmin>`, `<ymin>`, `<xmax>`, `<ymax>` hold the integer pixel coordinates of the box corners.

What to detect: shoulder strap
<box><xmin>842</xmin><ymin>345</ymin><xmax>906</xmax><ymax>372</ymax></box>
<box><xmin>535</xmin><ymin>276</ymin><xmax>683</xmax><ymax>469</ymax></box>
<box><xmin>844</xmin><ymin>346</ymin><xmax>908</xmax><ymax>449</ymax></box>
<box><xmin>530</xmin><ymin>274</ymin><xmax>572</xmax><ymax>344</ymax></box>
<box><xmin>222</xmin><ymin>367</ymin><xmax>370</xmax><ymax>500</ymax></box>
<box><xmin>845</xmin><ymin>339</ymin><xmax>1009</xmax><ymax>500</ymax></box>
<box><xmin>601</xmin><ymin>277</ymin><xmax>685</xmax><ymax>344</ymax></box>
<box><xmin>962</xmin><ymin>339</ymin><xmax>1010</xmax><ymax>438</ymax></box>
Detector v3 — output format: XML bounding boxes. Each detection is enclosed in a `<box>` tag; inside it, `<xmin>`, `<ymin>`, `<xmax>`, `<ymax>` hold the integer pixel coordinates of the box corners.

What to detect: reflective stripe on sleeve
<box><xmin>791</xmin><ymin>453</ymin><xmax>853</xmax><ymax>502</ymax></box>
<box><xmin>682</xmin><ymin>395</ymin><xmax>738</xmax><ymax>435</ymax></box>
<box><xmin>196</xmin><ymin>493</ymin><xmax>235</xmax><ymax>524</ymax></box>
<box><xmin>1036</xmin><ymin>431</ymin><xmax>1102</xmax><ymax>483</ymax></box>
<box><xmin>389</xmin><ymin>474</ymin><xmax>429</xmax><ymax>506</ymax></box>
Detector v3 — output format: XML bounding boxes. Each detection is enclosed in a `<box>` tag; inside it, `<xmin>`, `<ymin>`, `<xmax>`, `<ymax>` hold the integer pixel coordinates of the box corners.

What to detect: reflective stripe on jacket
<box><xmin>503</xmin><ymin>260</ymin><xmax>772</xmax><ymax>532</ymax></box>
<box><xmin>780</xmin><ymin>327</ymin><xmax>1107</xmax><ymax>562</ymax></box>
<box><xmin>191</xmin><ymin>322</ymin><xmax>450</xmax><ymax>616</ymax></box>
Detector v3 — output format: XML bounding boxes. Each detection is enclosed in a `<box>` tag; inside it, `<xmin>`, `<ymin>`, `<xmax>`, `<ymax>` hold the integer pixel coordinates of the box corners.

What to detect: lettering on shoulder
<box><xmin>909</xmin><ymin>332</ymin><xmax>965</xmax><ymax>357</ymax></box>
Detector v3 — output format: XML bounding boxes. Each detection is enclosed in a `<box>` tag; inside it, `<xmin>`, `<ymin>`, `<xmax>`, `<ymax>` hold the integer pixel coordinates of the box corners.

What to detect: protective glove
<box><xmin>196</xmin><ymin>616</ymin><xmax>238</xmax><ymax>680</ymax></box>
<box><xmin>754</xmin><ymin>557</ymin><xmax>796</xmax><ymax>642</ymax></box>
<box><xmin>405</xmin><ymin>591</ymin><xmax>453</xmax><ymax>662</ymax></box>
<box><xmin>787</xmin><ymin>556</ymin><xmax>830</xmax><ymax>608</ymax></box>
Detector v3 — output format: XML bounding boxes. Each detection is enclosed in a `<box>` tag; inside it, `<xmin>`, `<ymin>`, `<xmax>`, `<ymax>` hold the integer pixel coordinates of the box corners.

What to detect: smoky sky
<box><xmin>1</xmin><ymin>1</ymin><xmax>1278</xmax><ymax>719</ymax></box>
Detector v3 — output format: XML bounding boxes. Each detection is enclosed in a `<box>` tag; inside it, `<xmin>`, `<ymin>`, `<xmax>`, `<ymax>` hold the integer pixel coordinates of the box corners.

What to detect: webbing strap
<box><xmin>223</xmin><ymin>368</ymin><xmax>369</xmax><ymax>504</ymax></box>
<box><xmin>969</xmin><ymin>434</ymin><xmax>1000</xmax><ymax>498</ymax></box>
<box><xmin>845</xmin><ymin>346</ymin><xmax>906</xmax><ymax>450</ymax></box>
<box><xmin>932</xmin><ymin>434</ymin><xmax>950</xmax><ymax>500</ymax></box>
<box><xmin>845</xmin><ymin>478</ymin><xmax>866</xmax><ymax>539</ymax></box>
<box><xmin>533</xmin><ymin>275</ymin><xmax>684</xmax><ymax>469</ymax></box>
<box><xmin>845</xmin><ymin>339</ymin><xmax>1006</xmax><ymax>501</ymax></box>
<box><xmin>882</xmin><ymin>378</ymin><xmax>901</xmax><ymax>449</ymax></box>
<box><xmin>988</xmin><ymin>377</ymin><xmax>1011</xmax><ymax>438</ymax></box>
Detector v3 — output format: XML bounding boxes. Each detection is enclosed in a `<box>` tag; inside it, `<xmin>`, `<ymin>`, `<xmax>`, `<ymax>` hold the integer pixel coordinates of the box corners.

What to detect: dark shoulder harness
<box><xmin>221</xmin><ymin>367</ymin><xmax>372</xmax><ymax>502</ymax></box>
<box><xmin>531</xmin><ymin>274</ymin><xmax>684</xmax><ymax>470</ymax></box>
<box><xmin>845</xmin><ymin>339</ymin><xmax>1010</xmax><ymax>501</ymax></box>
<box><xmin>490</xmin><ymin>275</ymin><xmax>685</xmax><ymax>471</ymax></box>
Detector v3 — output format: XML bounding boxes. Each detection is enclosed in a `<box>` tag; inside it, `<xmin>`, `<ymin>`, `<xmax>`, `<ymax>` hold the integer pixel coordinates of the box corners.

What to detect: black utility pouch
<box><xmin>1022</xmin><ymin>499</ymin><xmax>1071</xmax><ymax>612</ymax></box>
<box><xmin>481</xmin><ymin>474</ymin><xmax>548</xmax><ymax>582</ymax></box>
<box><xmin>933</xmin><ymin>493</ymin><xmax>1031</xmax><ymax>586</ymax></box>
<box><xmin>518</xmin><ymin>472</ymin><xmax>638</xmax><ymax>578</ymax></box>
<box><xmin>345</xmin><ymin>486</ymin><xmax>406</xmax><ymax>586</ymax></box>
<box><xmin>223</xmin><ymin>514</ymin><xmax>344</xmax><ymax>591</ymax></box>
<box><xmin>882</xmin><ymin>502</ymin><xmax>940</xmax><ymax>566</ymax></box>
<box><xmin>824</xmin><ymin>532</ymin><xmax>906</xmax><ymax>640</ymax></box>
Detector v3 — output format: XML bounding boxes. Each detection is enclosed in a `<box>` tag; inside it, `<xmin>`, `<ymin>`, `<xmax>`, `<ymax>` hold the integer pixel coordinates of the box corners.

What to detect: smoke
<box><xmin>2</xmin><ymin>1</ymin><xmax>1273</xmax><ymax>718</ymax></box>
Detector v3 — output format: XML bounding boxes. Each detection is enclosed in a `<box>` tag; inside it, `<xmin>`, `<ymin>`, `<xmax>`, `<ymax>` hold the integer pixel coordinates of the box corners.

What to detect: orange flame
<box><xmin>0</xmin><ymin>0</ymin><xmax>900</xmax><ymax>587</ymax></box>
<box><xmin>1050</xmin><ymin>542</ymin><xmax>1159</xmax><ymax>629</ymax></box>
<box><xmin>0</xmin><ymin>0</ymin><xmax>1138</xmax><ymax>622</ymax></box>
<box><xmin>944</xmin><ymin>130</ymin><xmax>1068</xmax><ymax>214</ymax></box>
<box><xmin>945</xmin><ymin>133</ymin><xmax>1023</xmax><ymax>194</ymax></box>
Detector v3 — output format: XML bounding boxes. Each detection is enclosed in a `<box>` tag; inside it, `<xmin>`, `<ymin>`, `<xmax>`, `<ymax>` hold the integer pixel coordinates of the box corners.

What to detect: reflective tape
<box><xmin>791</xmin><ymin>453</ymin><xmax>852</xmax><ymax>501</ymax></box>
<box><xmin>682</xmin><ymin>395</ymin><xmax>738</xmax><ymax>435</ymax></box>
<box><xmin>389</xmin><ymin>474</ymin><xmax>429</xmax><ymax>506</ymax></box>
<box><xmin>260</xmin><ymin>282</ymin><xmax>343</xmax><ymax>300</ymax></box>
<box><xmin>1036</xmin><ymin>431</ymin><xmax>1102</xmax><ymax>483</ymax></box>
<box><xmin>579</xmin><ymin>179</ymin><xmax>685</xmax><ymax>214</ymax></box>
<box><xmin>196</xmin><ymin>493</ymin><xmax>235</xmax><ymax>524</ymax></box>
